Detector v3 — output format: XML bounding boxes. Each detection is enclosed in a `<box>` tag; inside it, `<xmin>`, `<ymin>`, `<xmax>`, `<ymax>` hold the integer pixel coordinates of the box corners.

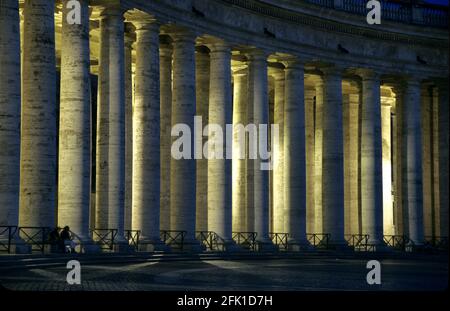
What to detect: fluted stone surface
<box><xmin>382</xmin><ymin>100</ymin><xmax>395</xmax><ymax>236</ymax></box>
<box><xmin>304</xmin><ymin>87</ymin><xmax>315</xmax><ymax>234</ymax></box>
<box><xmin>19</xmin><ymin>0</ymin><xmax>57</xmax><ymax>228</ymax></box>
<box><xmin>58</xmin><ymin>0</ymin><xmax>93</xmax><ymax>243</ymax></box>
<box><xmin>124</xmin><ymin>35</ymin><xmax>133</xmax><ymax>232</ymax></box>
<box><xmin>313</xmin><ymin>78</ymin><xmax>324</xmax><ymax>233</ymax></box>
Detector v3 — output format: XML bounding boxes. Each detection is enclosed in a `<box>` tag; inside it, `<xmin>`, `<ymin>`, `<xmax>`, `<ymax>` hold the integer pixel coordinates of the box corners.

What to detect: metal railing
<box><xmin>307</xmin><ymin>233</ymin><xmax>330</xmax><ymax>249</ymax></box>
<box><xmin>345</xmin><ymin>234</ymin><xmax>370</xmax><ymax>251</ymax></box>
<box><xmin>160</xmin><ymin>230</ymin><xmax>186</xmax><ymax>250</ymax></box>
<box><xmin>91</xmin><ymin>228</ymin><xmax>118</xmax><ymax>251</ymax></box>
<box><xmin>18</xmin><ymin>227</ymin><xmax>51</xmax><ymax>253</ymax></box>
<box><xmin>232</xmin><ymin>232</ymin><xmax>257</xmax><ymax>251</ymax></box>
<box><xmin>126</xmin><ymin>230</ymin><xmax>141</xmax><ymax>250</ymax></box>
<box><xmin>269</xmin><ymin>232</ymin><xmax>289</xmax><ymax>251</ymax></box>
<box><xmin>196</xmin><ymin>231</ymin><xmax>226</xmax><ymax>251</ymax></box>
<box><xmin>383</xmin><ymin>234</ymin><xmax>410</xmax><ymax>251</ymax></box>
<box><xmin>424</xmin><ymin>236</ymin><xmax>448</xmax><ymax>251</ymax></box>
<box><xmin>0</xmin><ymin>226</ymin><xmax>18</xmax><ymax>254</ymax></box>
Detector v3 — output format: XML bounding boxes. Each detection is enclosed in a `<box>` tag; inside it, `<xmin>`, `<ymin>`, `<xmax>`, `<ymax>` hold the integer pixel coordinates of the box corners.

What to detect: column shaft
<box><xmin>170</xmin><ymin>33</ymin><xmax>197</xmax><ymax>243</ymax></box>
<box><xmin>403</xmin><ymin>79</ymin><xmax>424</xmax><ymax>245</ymax></box>
<box><xmin>20</xmin><ymin>0</ymin><xmax>57</xmax><ymax>227</ymax></box>
<box><xmin>160</xmin><ymin>43</ymin><xmax>172</xmax><ymax>231</ymax></box>
<box><xmin>195</xmin><ymin>50</ymin><xmax>209</xmax><ymax>232</ymax></box>
<box><xmin>272</xmin><ymin>72</ymin><xmax>285</xmax><ymax>233</ymax></box>
<box><xmin>304</xmin><ymin>87</ymin><xmax>315</xmax><ymax>234</ymax></box>
<box><xmin>321</xmin><ymin>69</ymin><xmax>346</xmax><ymax>245</ymax></box>
<box><xmin>132</xmin><ymin>21</ymin><xmax>161</xmax><ymax>245</ymax></box>
<box><xmin>314</xmin><ymin>79</ymin><xmax>324</xmax><ymax>233</ymax></box>
<box><xmin>124</xmin><ymin>35</ymin><xmax>133</xmax><ymax>232</ymax></box>
<box><xmin>0</xmin><ymin>0</ymin><xmax>21</xmax><ymax>227</ymax></box>
<box><xmin>207</xmin><ymin>44</ymin><xmax>232</xmax><ymax>241</ymax></box>
<box><xmin>284</xmin><ymin>62</ymin><xmax>308</xmax><ymax>246</ymax></box>
<box><xmin>232</xmin><ymin>70</ymin><xmax>248</xmax><ymax>232</ymax></box>
<box><xmin>58</xmin><ymin>0</ymin><xmax>92</xmax><ymax>240</ymax></box>
<box><xmin>95</xmin><ymin>8</ymin><xmax>127</xmax><ymax>244</ymax></box>
<box><xmin>360</xmin><ymin>72</ymin><xmax>384</xmax><ymax>245</ymax></box>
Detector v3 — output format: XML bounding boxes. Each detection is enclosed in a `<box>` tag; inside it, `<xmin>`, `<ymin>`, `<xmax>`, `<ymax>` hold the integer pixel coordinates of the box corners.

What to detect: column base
<box><xmin>255</xmin><ymin>239</ymin><xmax>278</xmax><ymax>252</ymax></box>
<box><xmin>179</xmin><ymin>238</ymin><xmax>203</xmax><ymax>253</ymax></box>
<box><xmin>112</xmin><ymin>236</ymin><xmax>135</xmax><ymax>253</ymax></box>
<box><xmin>137</xmin><ymin>239</ymin><xmax>170</xmax><ymax>252</ymax></box>
<box><xmin>327</xmin><ymin>240</ymin><xmax>352</xmax><ymax>251</ymax></box>
<box><xmin>364</xmin><ymin>240</ymin><xmax>391</xmax><ymax>252</ymax></box>
<box><xmin>77</xmin><ymin>238</ymin><xmax>101</xmax><ymax>254</ymax></box>
<box><xmin>405</xmin><ymin>241</ymin><xmax>425</xmax><ymax>253</ymax></box>
<box><xmin>219</xmin><ymin>239</ymin><xmax>243</xmax><ymax>252</ymax></box>
<box><xmin>287</xmin><ymin>239</ymin><xmax>313</xmax><ymax>252</ymax></box>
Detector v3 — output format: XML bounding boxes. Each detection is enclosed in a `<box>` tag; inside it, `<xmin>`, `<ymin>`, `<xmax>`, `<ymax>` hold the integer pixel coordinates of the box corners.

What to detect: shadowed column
<box><xmin>20</xmin><ymin>0</ymin><xmax>57</xmax><ymax>228</ymax></box>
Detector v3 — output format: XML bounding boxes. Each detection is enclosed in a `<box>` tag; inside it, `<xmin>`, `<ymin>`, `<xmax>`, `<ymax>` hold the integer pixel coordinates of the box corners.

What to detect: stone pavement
<box><xmin>0</xmin><ymin>255</ymin><xmax>447</xmax><ymax>291</ymax></box>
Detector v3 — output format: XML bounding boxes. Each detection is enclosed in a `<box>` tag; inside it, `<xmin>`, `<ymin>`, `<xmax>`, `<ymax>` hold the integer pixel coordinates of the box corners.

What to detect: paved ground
<box><xmin>0</xmin><ymin>255</ymin><xmax>447</xmax><ymax>291</ymax></box>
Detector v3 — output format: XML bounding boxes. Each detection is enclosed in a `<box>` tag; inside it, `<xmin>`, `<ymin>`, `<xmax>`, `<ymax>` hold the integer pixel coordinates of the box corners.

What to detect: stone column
<box><xmin>195</xmin><ymin>48</ymin><xmax>209</xmax><ymax>232</ymax></box>
<box><xmin>232</xmin><ymin>67</ymin><xmax>248</xmax><ymax>233</ymax></box>
<box><xmin>392</xmin><ymin>87</ymin><xmax>404</xmax><ymax>235</ymax></box>
<box><xmin>0</xmin><ymin>0</ymin><xmax>29</xmax><ymax>253</ymax></box>
<box><xmin>313</xmin><ymin>77</ymin><xmax>323</xmax><ymax>233</ymax></box>
<box><xmin>247</xmin><ymin>50</ymin><xmax>274</xmax><ymax>249</ymax></box>
<box><xmin>304</xmin><ymin>86</ymin><xmax>315</xmax><ymax>234</ymax></box>
<box><xmin>95</xmin><ymin>6</ymin><xmax>129</xmax><ymax>250</ymax></box>
<box><xmin>246</xmin><ymin>60</ymin><xmax>255</xmax><ymax>233</ymax></box>
<box><xmin>381</xmin><ymin>98</ymin><xmax>395</xmax><ymax>236</ymax></box>
<box><xmin>206</xmin><ymin>42</ymin><xmax>235</xmax><ymax>248</ymax></box>
<box><xmin>321</xmin><ymin>67</ymin><xmax>346</xmax><ymax>247</ymax></box>
<box><xmin>58</xmin><ymin>0</ymin><xmax>97</xmax><ymax>251</ymax></box>
<box><xmin>19</xmin><ymin>0</ymin><xmax>57</xmax><ymax>228</ymax></box>
<box><xmin>358</xmin><ymin>69</ymin><xmax>384</xmax><ymax>247</ymax></box>
<box><xmin>272</xmin><ymin>70</ymin><xmax>285</xmax><ymax>233</ymax></box>
<box><xmin>343</xmin><ymin>92</ymin><xmax>361</xmax><ymax>236</ymax></box>
<box><xmin>131</xmin><ymin>18</ymin><xmax>165</xmax><ymax>251</ymax></box>
<box><xmin>0</xmin><ymin>0</ymin><xmax>21</xmax><ymax>227</ymax></box>
<box><xmin>170</xmin><ymin>30</ymin><xmax>200</xmax><ymax>250</ymax></box>
<box><xmin>436</xmin><ymin>80</ymin><xmax>449</xmax><ymax>237</ymax></box>
<box><xmin>160</xmin><ymin>41</ymin><xmax>172</xmax><ymax>231</ymax></box>
<box><xmin>124</xmin><ymin>33</ymin><xmax>133</xmax><ymax>232</ymax></box>
<box><xmin>403</xmin><ymin>77</ymin><xmax>424</xmax><ymax>246</ymax></box>
<box><xmin>284</xmin><ymin>60</ymin><xmax>309</xmax><ymax>249</ymax></box>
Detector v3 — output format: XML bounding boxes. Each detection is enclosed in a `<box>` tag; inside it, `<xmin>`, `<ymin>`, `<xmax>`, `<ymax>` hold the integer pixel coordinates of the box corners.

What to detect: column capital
<box><xmin>168</xmin><ymin>28</ymin><xmax>197</xmax><ymax>43</ymax></box>
<box><xmin>320</xmin><ymin>65</ymin><xmax>344</xmax><ymax>77</ymax></box>
<box><xmin>282</xmin><ymin>57</ymin><xmax>304</xmax><ymax>70</ymax></box>
<box><xmin>270</xmin><ymin>68</ymin><xmax>285</xmax><ymax>81</ymax></box>
<box><xmin>125</xmin><ymin>10</ymin><xmax>159</xmax><ymax>31</ymax></box>
<box><xmin>245</xmin><ymin>48</ymin><xmax>269</xmax><ymax>62</ymax></box>
<box><xmin>354</xmin><ymin>68</ymin><xmax>381</xmax><ymax>81</ymax></box>
<box><xmin>232</xmin><ymin>65</ymin><xmax>248</xmax><ymax>77</ymax></box>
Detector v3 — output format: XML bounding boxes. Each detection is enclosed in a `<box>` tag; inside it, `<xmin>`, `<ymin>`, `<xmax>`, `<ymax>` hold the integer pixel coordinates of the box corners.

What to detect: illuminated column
<box><xmin>195</xmin><ymin>48</ymin><xmax>209</xmax><ymax>232</ymax></box>
<box><xmin>124</xmin><ymin>33</ymin><xmax>133</xmax><ymax>232</ymax></box>
<box><xmin>283</xmin><ymin>60</ymin><xmax>309</xmax><ymax>249</ymax></box>
<box><xmin>232</xmin><ymin>67</ymin><xmax>247</xmax><ymax>232</ymax></box>
<box><xmin>358</xmin><ymin>69</ymin><xmax>384</xmax><ymax>247</ymax></box>
<box><xmin>131</xmin><ymin>18</ymin><xmax>165</xmax><ymax>251</ymax></box>
<box><xmin>207</xmin><ymin>42</ymin><xmax>235</xmax><ymax>247</ymax></box>
<box><xmin>321</xmin><ymin>67</ymin><xmax>346</xmax><ymax>247</ymax></box>
<box><xmin>57</xmin><ymin>0</ymin><xmax>97</xmax><ymax>251</ymax></box>
<box><xmin>19</xmin><ymin>0</ymin><xmax>56</xmax><ymax>228</ymax></box>
<box><xmin>170</xmin><ymin>30</ymin><xmax>200</xmax><ymax>250</ymax></box>
<box><xmin>246</xmin><ymin>60</ymin><xmax>255</xmax><ymax>233</ymax></box>
<box><xmin>403</xmin><ymin>77</ymin><xmax>424</xmax><ymax>246</ymax></box>
<box><xmin>313</xmin><ymin>77</ymin><xmax>324</xmax><ymax>233</ymax></box>
<box><xmin>272</xmin><ymin>70</ymin><xmax>285</xmax><ymax>233</ymax></box>
<box><xmin>304</xmin><ymin>86</ymin><xmax>315</xmax><ymax>234</ymax></box>
<box><xmin>436</xmin><ymin>80</ymin><xmax>449</xmax><ymax>237</ymax></box>
<box><xmin>160</xmin><ymin>41</ymin><xmax>172</xmax><ymax>231</ymax></box>
<box><xmin>247</xmin><ymin>50</ymin><xmax>274</xmax><ymax>249</ymax></box>
<box><xmin>381</xmin><ymin>98</ymin><xmax>395</xmax><ymax>236</ymax></box>
<box><xmin>343</xmin><ymin>92</ymin><xmax>360</xmax><ymax>236</ymax></box>
<box><xmin>0</xmin><ymin>0</ymin><xmax>21</xmax><ymax>228</ymax></box>
<box><xmin>95</xmin><ymin>6</ymin><xmax>129</xmax><ymax>250</ymax></box>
